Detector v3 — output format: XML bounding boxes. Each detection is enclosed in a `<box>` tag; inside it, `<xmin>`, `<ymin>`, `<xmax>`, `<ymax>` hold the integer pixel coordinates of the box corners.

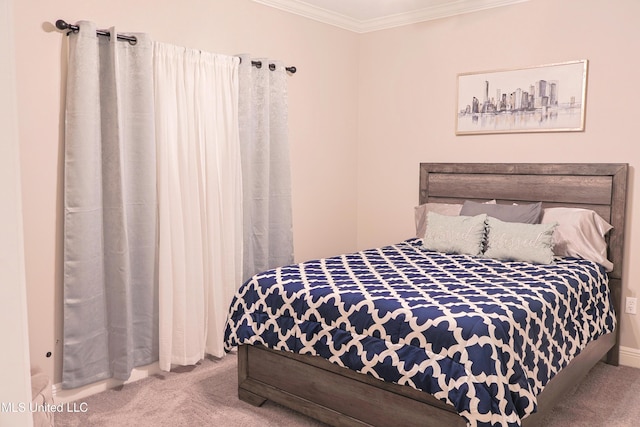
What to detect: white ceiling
<box><xmin>252</xmin><ymin>0</ymin><xmax>529</xmax><ymax>33</ymax></box>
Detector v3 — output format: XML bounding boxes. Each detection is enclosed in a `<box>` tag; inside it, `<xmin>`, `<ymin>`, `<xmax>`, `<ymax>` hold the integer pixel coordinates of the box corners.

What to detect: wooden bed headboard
<box><xmin>419</xmin><ymin>163</ymin><xmax>628</xmax><ymax>363</ymax></box>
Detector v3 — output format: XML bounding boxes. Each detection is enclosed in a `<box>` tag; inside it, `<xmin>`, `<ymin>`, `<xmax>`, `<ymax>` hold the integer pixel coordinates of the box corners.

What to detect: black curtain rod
<box><xmin>250</xmin><ymin>60</ymin><xmax>296</xmax><ymax>74</ymax></box>
<box><xmin>56</xmin><ymin>19</ymin><xmax>138</xmax><ymax>45</ymax></box>
<box><xmin>56</xmin><ymin>19</ymin><xmax>297</xmax><ymax>74</ymax></box>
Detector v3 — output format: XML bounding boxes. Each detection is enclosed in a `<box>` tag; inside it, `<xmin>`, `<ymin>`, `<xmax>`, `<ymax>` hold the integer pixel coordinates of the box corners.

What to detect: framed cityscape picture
<box><xmin>455</xmin><ymin>60</ymin><xmax>588</xmax><ymax>135</ymax></box>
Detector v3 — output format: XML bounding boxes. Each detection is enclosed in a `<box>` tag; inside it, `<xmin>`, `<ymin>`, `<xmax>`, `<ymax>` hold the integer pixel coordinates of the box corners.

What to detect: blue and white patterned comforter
<box><xmin>224</xmin><ymin>238</ymin><xmax>615</xmax><ymax>427</ymax></box>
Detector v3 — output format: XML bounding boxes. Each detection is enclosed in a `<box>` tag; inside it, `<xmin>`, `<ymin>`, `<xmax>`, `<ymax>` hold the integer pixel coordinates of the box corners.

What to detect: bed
<box><xmin>224</xmin><ymin>163</ymin><xmax>628</xmax><ymax>427</ymax></box>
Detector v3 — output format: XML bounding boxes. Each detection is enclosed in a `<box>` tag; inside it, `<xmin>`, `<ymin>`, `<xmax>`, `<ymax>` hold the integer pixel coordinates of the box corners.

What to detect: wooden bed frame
<box><xmin>236</xmin><ymin>163</ymin><xmax>628</xmax><ymax>427</ymax></box>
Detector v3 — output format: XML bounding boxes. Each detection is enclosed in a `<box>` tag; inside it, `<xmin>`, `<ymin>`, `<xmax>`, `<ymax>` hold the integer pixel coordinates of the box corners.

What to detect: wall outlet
<box><xmin>625</xmin><ymin>297</ymin><xmax>637</xmax><ymax>315</ymax></box>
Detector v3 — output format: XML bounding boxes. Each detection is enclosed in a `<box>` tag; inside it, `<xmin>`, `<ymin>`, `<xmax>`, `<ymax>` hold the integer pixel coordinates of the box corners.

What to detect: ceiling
<box><xmin>252</xmin><ymin>0</ymin><xmax>529</xmax><ymax>33</ymax></box>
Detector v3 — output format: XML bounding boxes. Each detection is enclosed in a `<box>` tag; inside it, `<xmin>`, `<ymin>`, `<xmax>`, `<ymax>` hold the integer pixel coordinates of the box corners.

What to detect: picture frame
<box><xmin>455</xmin><ymin>60</ymin><xmax>588</xmax><ymax>135</ymax></box>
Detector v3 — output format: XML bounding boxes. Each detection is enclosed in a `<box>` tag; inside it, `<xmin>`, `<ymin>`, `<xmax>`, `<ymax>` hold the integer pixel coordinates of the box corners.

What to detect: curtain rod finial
<box><xmin>55</xmin><ymin>19</ymin><xmax>69</xmax><ymax>31</ymax></box>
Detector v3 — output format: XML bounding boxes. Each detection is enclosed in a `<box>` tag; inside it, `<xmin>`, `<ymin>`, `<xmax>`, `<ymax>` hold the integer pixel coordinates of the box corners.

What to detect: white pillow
<box><xmin>414</xmin><ymin>203</ymin><xmax>462</xmax><ymax>238</ymax></box>
<box><xmin>541</xmin><ymin>207</ymin><xmax>613</xmax><ymax>271</ymax></box>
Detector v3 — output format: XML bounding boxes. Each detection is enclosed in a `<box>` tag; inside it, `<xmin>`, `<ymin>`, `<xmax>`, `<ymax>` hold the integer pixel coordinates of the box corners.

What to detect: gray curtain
<box><xmin>62</xmin><ymin>21</ymin><xmax>158</xmax><ymax>389</ymax></box>
<box><xmin>239</xmin><ymin>56</ymin><xmax>294</xmax><ymax>281</ymax></box>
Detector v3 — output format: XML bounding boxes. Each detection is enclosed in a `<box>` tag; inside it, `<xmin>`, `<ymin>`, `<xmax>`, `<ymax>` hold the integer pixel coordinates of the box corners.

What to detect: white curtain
<box><xmin>238</xmin><ymin>56</ymin><xmax>294</xmax><ymax>281</ymax></box>
<box><xmin>62</xmin><ymin>22</ymin><xmax>158</xmax><ymax>388</ymax></box>
<box><xmin>154</xmin><ymin>43</ymin><xmax>243</xmax><ymax>370</ymax></box>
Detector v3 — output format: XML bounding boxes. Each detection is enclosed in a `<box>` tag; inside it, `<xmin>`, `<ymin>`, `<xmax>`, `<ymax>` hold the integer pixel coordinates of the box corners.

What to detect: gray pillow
<box><xmin>484</xmin><ymin>217</ymin><xmax>557</xmax><ymax>264</ymax></box>
<box><xmin>460</xmin><ymin>200</ymin><xmax>542</xmax><ymax>224</ymax></box>
<box><xmin>423</xmin><ymin>212</ymin><xmax>487</xmax><ymax>256</ymax></box>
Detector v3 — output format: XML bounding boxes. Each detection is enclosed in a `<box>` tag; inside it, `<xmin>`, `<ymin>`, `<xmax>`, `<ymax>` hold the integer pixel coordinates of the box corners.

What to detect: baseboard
<box><xmin>619</xmin><ymin>346</ymin><xmax>640</xmax><ymax>369</ymax></box>
<box><xmin>52</xmin><ymin>361</ymin><xmax>162</xmax><ymax>403</ymax></box>
<box><xmin>50</xmin><ymin>347</ymin><xmax>640</xmax><ymax>402</ymax></box>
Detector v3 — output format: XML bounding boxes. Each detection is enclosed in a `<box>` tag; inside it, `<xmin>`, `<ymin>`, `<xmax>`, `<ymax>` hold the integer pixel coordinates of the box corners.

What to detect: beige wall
<box><xmin>13</xmin><ymin>0</ymin><xmax>640</xmax><ymax>390</ymax></box>
<box><xmin>14</xmin><ymin>0</ymin><xmax>359</xmax><ymax>385</ymax></box>
<box><xmin>356</xmin><ymin>0</ymin><xmax>640</xmax><ymax>358</ymax></box>
<box><xmin>1</xmin><ymin>0</ymin><xmax>33</xmax><ymax>425</ymax></box>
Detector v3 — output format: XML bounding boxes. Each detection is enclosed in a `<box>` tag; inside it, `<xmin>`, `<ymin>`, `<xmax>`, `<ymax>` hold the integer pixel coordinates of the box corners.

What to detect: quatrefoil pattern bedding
<box><xmin>224</xmin><ymin>238</ymin><xmax>615</xmax><ymax>427</ymax></box>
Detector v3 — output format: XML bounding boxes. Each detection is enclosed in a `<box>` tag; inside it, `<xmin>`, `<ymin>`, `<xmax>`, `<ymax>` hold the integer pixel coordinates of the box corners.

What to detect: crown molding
<box><xmin>252</xmin><ymin>0</ymin><xmax>529</xmax><ymax>33</ymax></box>
<box><xmin>252</xmin><ymin>0</ymin><xmax>362</xmax><ymax>32</ymax></box>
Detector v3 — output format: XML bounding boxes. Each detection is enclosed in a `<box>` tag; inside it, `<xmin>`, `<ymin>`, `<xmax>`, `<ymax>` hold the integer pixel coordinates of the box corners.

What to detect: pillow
<box><xmin>541</xmin><ymin>207</ymin><xmax>613</xmax><ymax>271</ymax></box>
<box><xmin>414</xmin><ymin>200</ymin><xmax>495</xmax><ymax>238</ymax></box>
<box><xmin>423</xmin><ymin>212</ymin><xmax>487</xmax><ymax>256</ymax></box>
<box><xmin>414</xmin><ymin>203</ymin><xmax>463</xmax><ymax>238</ymax></box>
<box><xmin>460</xmin><ymin>200</ymin><xmax>542</xmax><ymax>224</ymax></box>
<box><xmin>484</xmin><ymin>217</ymin><xmax>556</xmax><ymax>264</ymax></box>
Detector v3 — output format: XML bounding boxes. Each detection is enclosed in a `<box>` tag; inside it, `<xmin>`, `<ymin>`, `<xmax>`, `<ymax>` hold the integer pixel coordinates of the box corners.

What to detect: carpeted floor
<box><xmin>55</xmin><ymin>352</ymin><xmax>640</xmax><ymax>426</ymax></box>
